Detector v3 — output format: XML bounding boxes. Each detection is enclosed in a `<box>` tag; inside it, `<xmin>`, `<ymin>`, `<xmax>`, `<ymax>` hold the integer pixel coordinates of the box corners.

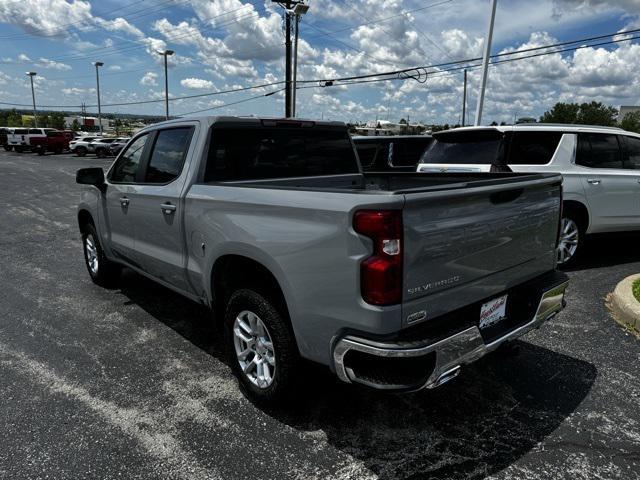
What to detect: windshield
<box><xmin>420</xmin><ymin>130</ymin><xmax>503</xmax><ymax>165</ymax></box>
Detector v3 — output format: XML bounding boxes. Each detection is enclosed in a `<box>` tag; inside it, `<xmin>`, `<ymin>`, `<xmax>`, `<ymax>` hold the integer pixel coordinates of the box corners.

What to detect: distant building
<box><xmin>354</xmin><ymin>120</ymin><xmax>427</xmax><ymax>136</ymax></box>
<box><xmin>619</xmin><ymin>106</ymin><xmax>640</xmax><ymax>122</ymax></box>
<box><xmin>64</xmin><ymin>115</ymin><xmax>110</xmax><ymax>132</ymax></box>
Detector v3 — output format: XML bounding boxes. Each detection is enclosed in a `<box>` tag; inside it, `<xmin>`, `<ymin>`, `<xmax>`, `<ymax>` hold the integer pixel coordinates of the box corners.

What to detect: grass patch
<box><xmin>633</xmin><ymin>278</ymin><xmax>640</xmax><ymax>303</ymax></box>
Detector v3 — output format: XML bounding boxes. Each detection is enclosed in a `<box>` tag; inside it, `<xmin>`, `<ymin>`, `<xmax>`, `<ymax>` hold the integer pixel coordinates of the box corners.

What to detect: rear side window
<box><xmin>621</xmin><ymin>136</ymin><xmax>640</xmax><ymax>169</ymax></box>
<box><xmin>110</xmin><ymin>134</ymin><xmax>149</xmax><ymax>183</ymax></box>
<box><xmin>421</xmin><ymin>131</ymin><xmax>503</xmax><ymax>165</ymax></box>
<box><xmin>390</xmin><ymin>138</ymin><xmax>433</xmax><ymax>167</ymax></box>
<box><xmin>14</xmin><ymin>129</ymin><xmax>28</xmax><ymax>134</ymax></box>
<box><xmin>355</xmin><ymin>142</ymin><xmax>380</xmax><ymax>169</ymax></box>
<box><xmin>205</xmin><ymin>127</ymin><xmax>359</xmax><ymax>181</ymax></box>
<box><xmin>145</xmin><ymin>128</ymin><xmax>193</xmax><ymax>183</ymax></box>
<box><xmin>576</xmin><ymin>133</ymin><xmax>622</xmax><ymax>169</ymax></box>
<box><xmin>507</xmin><ymin>132</ymin><xmax>562</xmax><ymax>165</ymax></box>
<box><xmin>29</xmin><ymin>129</ymin><xmax>41</xmax><ymax>134</ymax></box>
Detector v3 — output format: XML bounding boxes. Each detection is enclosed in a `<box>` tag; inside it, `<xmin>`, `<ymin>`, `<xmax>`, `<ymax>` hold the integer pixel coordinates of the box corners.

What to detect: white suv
<box><xmin>417</xmin><ymin>124</ymin><xmax>640</xmax><ymax>266</ymax></box>
<box><xmin>69</xmin><ymin>136</ymin><xmax>100</xmax><ymax>157</ymax></box>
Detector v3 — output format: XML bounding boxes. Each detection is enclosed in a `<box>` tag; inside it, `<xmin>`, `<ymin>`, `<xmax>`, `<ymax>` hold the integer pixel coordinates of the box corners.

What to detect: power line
<box><xmin>179</xmin><ymin>88</ymin><xmax>284</xmax><ymax>116</ymax></box>
<box><xmin>2</xmin><ymin>28</ymin><xmax>640</xmax><ymax>110</ymax></box>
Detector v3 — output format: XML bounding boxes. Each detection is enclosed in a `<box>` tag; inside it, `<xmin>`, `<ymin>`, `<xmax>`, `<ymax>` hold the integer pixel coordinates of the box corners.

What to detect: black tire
<box><xmin>81</xmin><ymin>223</ymin><xmax>120</xmax><ymax>287</ymax></box>
<box><xmin>76</xmin><ymin>146</ymin><xmax>87</xmax><ymax>157</ymax></box>
<box><xmin>224</xmin><ymin>289</ymin><xmax>299</xmax><ymax>404</ymax></box>
<box><xmin>557</xmin><ymin>210</ymin><xmax>585</xmax><ymax>268</ymax></box>
<box><xmin>96</xmin><ymin>148</ymin><xmax>106</xmax><ymax>158</ymax></box>
<box><xmin>36</xmin><ymin>147</ymin><xmax>44</xmax><ymax>156</ymax></box>
<box><xmin>3</xmin><ymin>145</ymin><xmax>11</xmax><ymax>151</ymax></box>
<box><xmin>54</xmin><ymin>147</ymin><xmax>63</xmax><ymax>155</ymax></box>
<box><xmin>15</xmin><ymin>146</ymin><xmax>25</xmax><ymax>153</ymax></box>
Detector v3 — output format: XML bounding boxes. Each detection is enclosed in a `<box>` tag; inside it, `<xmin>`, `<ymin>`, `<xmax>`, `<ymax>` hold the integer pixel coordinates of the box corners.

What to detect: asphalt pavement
<box><xmin>0</xmin><ymin>150</ymin><xmax>639</xmax><ymax>480</ymax></box>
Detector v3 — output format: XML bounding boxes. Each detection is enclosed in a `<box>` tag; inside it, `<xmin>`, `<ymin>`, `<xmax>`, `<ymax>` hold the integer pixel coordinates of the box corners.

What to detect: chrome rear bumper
<box><xmin>333</xmin><ymin>280</ymin><xmax>569</xmax><ymax>391</ymax></box>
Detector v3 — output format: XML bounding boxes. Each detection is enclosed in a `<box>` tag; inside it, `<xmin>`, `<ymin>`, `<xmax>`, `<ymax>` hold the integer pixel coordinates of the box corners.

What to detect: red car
<box><xmin>31</xmin><ymin>130</ymin><xmax>70</xmax><ymax>155</ymax></box>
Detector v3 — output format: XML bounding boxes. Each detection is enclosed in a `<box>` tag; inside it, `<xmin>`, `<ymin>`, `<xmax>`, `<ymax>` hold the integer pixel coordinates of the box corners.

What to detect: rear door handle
<box><xmin>161</xmin><ymin>202</ymin><xmax>176</xmax><ymax>214</ymax></box>
<box><xmin>587</xmin><ymin>179</ymin><xmax>601</xmax><ymax>185</ymax></box>
<box><xmin>119</xmin><ymin>197</ymin><xmax>130</xmax><ymax>206</ymax></box>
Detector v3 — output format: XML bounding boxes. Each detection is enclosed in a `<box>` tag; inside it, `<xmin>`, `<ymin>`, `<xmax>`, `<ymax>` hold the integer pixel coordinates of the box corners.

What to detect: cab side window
<box><xmin>622</xmin><ymin>136</ymin><xmax>640</xmax><ymax>170</ymax></box>
<box><xmin>144</xmin><ymin>127</ymin><xmax>193</xmax><ymax>184</ymax></box>
<box><xmin>576</xmin><ymin>133</ymin><xmax>623</xmax><ymax>169</ymax></box>
<box><xmin>109</xmin><ymin>134</ymin><xmax>149</xmax><ymax>183</ymax></box>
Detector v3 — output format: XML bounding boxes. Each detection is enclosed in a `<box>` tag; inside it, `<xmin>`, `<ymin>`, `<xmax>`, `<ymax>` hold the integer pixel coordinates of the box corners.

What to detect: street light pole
<box><xmin>26</xmin><ymin>72</ymin><xmax>37</xmax><ymax>128</ymax></box>
<box><xmin>157</xmin><ymin>49</ymin><xmax>174</xmax><ymax>120</ymax></box>
<box><xmin>93</xmin><ymin>62</ymin><xmax>104</xmax><ymax>135</ymax></box>
<box><xmin>462</xmin><ymin>69</ymin><xmax>467</xmax><ymax>127</ymax></box>
<box><xmin>474</xmin><ymin>0</ymin><xmax>497</xmax><ymax>126</ymax></box>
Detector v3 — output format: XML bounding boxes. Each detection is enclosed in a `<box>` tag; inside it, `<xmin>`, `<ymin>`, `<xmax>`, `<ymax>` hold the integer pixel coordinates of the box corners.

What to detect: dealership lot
<box><xmin>0</xmin><ymin>150</ymin><xmax>639</xmax><ymax>479</ymax></box>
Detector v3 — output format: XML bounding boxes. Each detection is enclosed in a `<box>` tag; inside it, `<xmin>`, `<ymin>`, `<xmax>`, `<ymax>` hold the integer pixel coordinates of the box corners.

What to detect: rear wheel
<box><xmin>224</xmin><ymin>289</ymin><xmax>299</xmax><ymax>404</ymax></box>
<box><xmin>76</xmin><ymin>146</ymin><xmax>87</xmax><ymax>157</ymax></box>
<box><xmin>15</xmin><ymin>146</ymin><xmax>25</xmax><ymax>153</ymax></box>
<box><xmin>3</xmin><ymin>145</ymin><xmax>11</xmax><ymax>151</ymax></box>
<box><xmin>96</xmin><ymin>148</ymin><xmax>106</xmax><ymax>158</ymax></box>
<box><xmin>36</xmin><ymin>147</ymin><xmax>45</xmax><ymax>156</ymax></box>
<box><xmin>557</xmin><ymin>213</ymin><xmax>583</xmax><ymax>267</ymax></box>
<box><xmin>54</xmin><ymin>147</ymin><xmax>63</xmax><ymax>155</ymax></box>
<box><xmin>81</xmin><ymin>224</ymin><xmax>120</xmax><ymax>287</ymax></box>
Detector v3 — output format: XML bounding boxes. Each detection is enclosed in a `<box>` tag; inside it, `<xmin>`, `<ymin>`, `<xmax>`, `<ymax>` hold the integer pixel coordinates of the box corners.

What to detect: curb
<box><xmin>608</xmin><ymin>274</ymin><xmax>640</xmax><ymax>336</ymax></box>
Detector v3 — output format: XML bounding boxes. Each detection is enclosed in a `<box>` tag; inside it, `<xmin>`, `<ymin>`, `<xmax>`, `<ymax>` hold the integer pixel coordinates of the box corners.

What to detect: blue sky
<box><xmin>1</xmin><ymin>0</ymin><xmax>640</xmax><ymax>124</ymax></box>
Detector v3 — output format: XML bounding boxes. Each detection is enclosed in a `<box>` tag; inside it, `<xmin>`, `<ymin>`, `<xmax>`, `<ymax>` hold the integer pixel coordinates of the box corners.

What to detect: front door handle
<box><xmin>119</xmin><ymin>196</ymin><xmax>130</xmax><ymax>207</ymax></box>
<box><xmin>161</xmin><ymin>203</ymin><xmax>176</xmax><ymax>214</ymax></box>
<box><xmin>587</xmin><ymin>179</ymin><xmax>601</xmax><ymax>185</ymax></box>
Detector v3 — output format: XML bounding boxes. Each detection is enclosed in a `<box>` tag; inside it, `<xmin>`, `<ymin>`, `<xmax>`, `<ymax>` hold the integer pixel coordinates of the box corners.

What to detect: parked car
<box><xmin>108</xmin><ymin>137</ymin><xmax>131</xmax><ymax>156</ymax></box>
<box><xmin>417</xmin><ymin>124</ymin><xmax>640</xmax><ymax>266</ymax></box>
<box><xmin>90</xmin><ymin>138</ymin><xmax>120</xmax><ymax>158</ymax></box>
<box><xmin>0</xmin><ymin>127</ymin><xmax>10</xmax><ymax>151</ymax></box>
<box><xmin>31</xmin><ymin>130</ymin><xmax>71</xmax><ymax>155</ymax></box>
<box><xmin>353</xmin><ymin>135</ymin><xmax>433</xmax><ymax>171</ymax></box>
<box><xmin>76</xmin><ymin>116</ymin><xmax>568</xmax><ymax>403</ymax></box>
<box><xmin>70</xmin><ymin>136</ymin><xmax>100</xmax><ymax>157</ymax></box>
<box><xmin>7</xmin><ymin>128</ymin><xmax>30</xmax><ymax>152</ymax></box>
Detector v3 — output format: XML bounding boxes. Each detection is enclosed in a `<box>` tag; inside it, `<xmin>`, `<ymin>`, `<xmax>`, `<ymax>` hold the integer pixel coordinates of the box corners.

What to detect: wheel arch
<box><xmin>562</xmin><ymin>199</ymin><xmax>589</xmax><ymax>232</ymax></box>
<box><xmin>77</xmin><ymin>209</ymin><xmax>95</xmax><ymax>233</ymax></box>
<box><xmin>210</xmin><ymin>254</ymin><xmax>294</xmax><ymax>334</ymax></box>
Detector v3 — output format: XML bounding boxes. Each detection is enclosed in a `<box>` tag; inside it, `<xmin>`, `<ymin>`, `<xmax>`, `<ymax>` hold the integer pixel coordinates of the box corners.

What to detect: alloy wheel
<box><xmin>85</xmin><ymin>235</ymin><xmax>99</xmax><ymax>275</ymax></box>
<box><xmin>233</xmin><ymin>310</ymin><xmax>276</xmax><ymax>389</ymax></box>
<box><xmin>557</xmin><ymin>217</ymin><xmax>579</xmax><ymax>265</ymax></box>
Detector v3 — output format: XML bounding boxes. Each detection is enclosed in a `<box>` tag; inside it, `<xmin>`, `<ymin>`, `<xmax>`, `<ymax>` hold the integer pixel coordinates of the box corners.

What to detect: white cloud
<box><xmin>36</xmin><ymin>57</ymin><xmax>72</xmax><ymax>70</ymax></box>
<box><xmin>62</xmin><ymin>87</ymin><xmax>95</xmax><ymax>95</ymax></box>
<box><xmin>140</xmin><ymin>72</ymin><xmax>158</xmax><ymax>86</ymax></box>
<box><xmin>108</xmin><ymin>65</ymin><xmax>122</xmax><ymax>71</ymax></box>
<box><xmin>181</xmin><ymin>77</ymin><xmax>214</xmax><ymax>89</ymax></box>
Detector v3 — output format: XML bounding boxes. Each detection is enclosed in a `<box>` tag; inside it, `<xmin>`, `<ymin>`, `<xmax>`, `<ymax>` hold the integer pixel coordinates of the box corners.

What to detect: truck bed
<box><xmin>212</xmin><ymin>171</ymin><xmax>560</xmax><ymax>195</ymax></box>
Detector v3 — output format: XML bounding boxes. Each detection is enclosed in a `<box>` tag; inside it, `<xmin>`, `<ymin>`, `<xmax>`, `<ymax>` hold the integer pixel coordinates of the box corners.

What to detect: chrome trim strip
<box><xmin>333</xmin><ymin>280</ymin><xmax>569</xmax><ymax>389</ymax></box>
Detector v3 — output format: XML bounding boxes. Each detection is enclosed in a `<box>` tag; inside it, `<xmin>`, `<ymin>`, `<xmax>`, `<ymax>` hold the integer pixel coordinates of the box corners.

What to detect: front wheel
<box><xmin>3</xmin><ymin>145</ymin><xmax>11</xmax><ymax>151</ymax></box>
<box><xmin>82</xmin><ymin>224</ymin><xmax>120</xmax><ymax>287</ymax></box>
<box><xmin>36</xmin><ymin>147</ymin><xmax>44</xmax><ymax>156</ymax></box>
<box><xmin>96</xmin><ymin>148</ymin><xmax>106</xmax><ymax>158</ymax></box>
<box><xmin>224</xmin><ymin>289</ymin><xmax>299</xmax><ymax>404</ymax></box>
<box><xmin>557</xmin><ymin>214</ymin><xmax>583</xmax><ymax>267</ymax></box>
<box><xmin>76</xmin><ymin>146</ymin><xmax>87</xmax><ymax>157</ymax></box>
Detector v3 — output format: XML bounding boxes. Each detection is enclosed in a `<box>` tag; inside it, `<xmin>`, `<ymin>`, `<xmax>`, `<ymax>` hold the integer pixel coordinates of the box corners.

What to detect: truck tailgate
<box><xmin>402</xmin><ymin>175</ymin><xmax>561</xmax><ymax>327</ymax></box>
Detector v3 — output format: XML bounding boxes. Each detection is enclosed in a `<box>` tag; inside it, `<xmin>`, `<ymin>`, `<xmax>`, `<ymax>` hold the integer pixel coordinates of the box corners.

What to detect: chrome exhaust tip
<box><xmin>430</xmin><ymin>365</ymin><xmax>461</xmax><ymax>388</ymax></box>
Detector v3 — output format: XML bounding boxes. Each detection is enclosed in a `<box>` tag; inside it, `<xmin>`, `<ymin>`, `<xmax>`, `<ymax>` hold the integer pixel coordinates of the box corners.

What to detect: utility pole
<box><xmin>290</xmin><ymin>2</ymin><xmax>309</xmax><ymax>117</ymax></box>
<box><xmin>157</xmin><ymin>49</ymin><xmax>174</xmax><ymax>120</ymax></box>
<box><xmin>462</xmin><ymin>69</ymin><xmax>467</xmax><ymax>127</ymax></box>
<box><xmin>474</xmin><ymin>0</ymin><xmax>497</xmax><ymax>126</ymax></box>
<box><xmin>26</xmin><ymin>72</ymin><xmax>37</xmax><ymax>127</ymax></box>
<box><xmin>93</xmin><ymin>62</ymin><xmax>104</xmax><ymax>135</ymax></box>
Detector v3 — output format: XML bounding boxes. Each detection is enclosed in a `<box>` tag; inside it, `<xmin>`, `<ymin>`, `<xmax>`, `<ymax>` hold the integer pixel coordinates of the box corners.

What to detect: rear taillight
<box><xmin>353</xmin><ymin>210</ymin><xmax>403</xmax><ymax>306</ymax></box>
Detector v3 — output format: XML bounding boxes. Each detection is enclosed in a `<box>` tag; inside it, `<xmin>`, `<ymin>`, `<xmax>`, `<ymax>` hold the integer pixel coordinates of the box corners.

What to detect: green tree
<box><xmin>71</xmin><ymin>119</ymin><xmax>81</xmax><ymax>131</ymax></box>
<box><xmin>50</xmin><ymin>112</ymin><xmax>65</xmax><ymax>129</ymax></box>
<box><xmin>576</xmin><ymin>101</ymin><xmax>618</xmax><ymax>126</ymax></box>
<box><xmin>540</xmin><ymin>102</ymin><xmax>580</xmax><ymax>123</ymax></box>
<box><xmin>540</xmin><ymin>101</ymin><xmax>618</xmax><ymax>126</ymax></box>
<box><xmin>6</xmin><ymin>109</ymin><xmax>22</xmax><ymax>127</ymax></box>
<box><xmin>620</xmin><ymin>111</ymin><xmax>640</xmax><ymax>133</ymax></box>
<box><xmin>399</xmin><ymin>118</ymin><xmax>407</xmax><ymax>125</ymax></box>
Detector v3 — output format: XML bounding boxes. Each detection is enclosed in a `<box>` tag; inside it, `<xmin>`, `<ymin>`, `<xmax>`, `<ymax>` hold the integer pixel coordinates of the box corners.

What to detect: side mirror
<box><xmin>76</xmin><ymin>167</ymin><xmax>105</xmax><ymax>188</ymax></box>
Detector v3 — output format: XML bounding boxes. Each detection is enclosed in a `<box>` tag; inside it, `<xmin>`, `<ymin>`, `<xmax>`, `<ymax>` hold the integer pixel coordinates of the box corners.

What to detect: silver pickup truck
<box><xmin>76</xmin><ymin>116</ymin><xmax>569</xmax><ymax>403</ymax></box>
